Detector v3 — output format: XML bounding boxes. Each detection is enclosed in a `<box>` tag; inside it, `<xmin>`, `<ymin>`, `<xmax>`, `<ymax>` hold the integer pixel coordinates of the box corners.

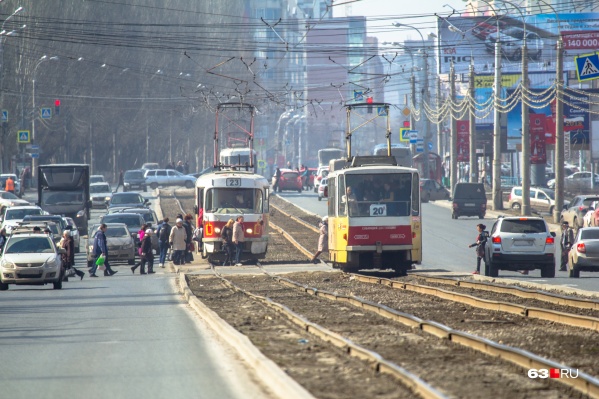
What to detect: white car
<box><xmin>0</xmin><ymin>205</ymin><xmax>44</xmax><ymax>234</ymax></box>
<box><xmin>144</xmin><ymin>169</ymin><xmax>196</xmax><ymax>189</ymax></box>
<box><xmin>313</xmin><ymin>166</ymin><xmax>329</xmax><ymax>193</ymax></box>
<box><xmin>0</xmin><ymin>231</ymin><xmax>66</xmax><ymax>290</ymax></box>
<box><xmin>485</xmin><ymin>27</ymin><xmax>544</xmax><ymax>60</ymax></box>
<box><xmin>90</xmin><ymin>174</ymin><xmax>106</xmax><ymax>184</ymax></box>
<box><xmin>90</xmin><ymin>182</ymin><xmax>113</xmax><ymax>208</ymax></box>
<box><xmin>318</xmin><ymin>177</ymin><xmax>328</xmax><ymax>201</ymax></box>
<box><xmin>565</xmin><ymin>172</ymin><xmax>599</xmax><ymax>192</ymax></box>
<box><xmin>0</xmin><ymin>190</ymin><xmax>29</xmax><ymax>213</ymax></box>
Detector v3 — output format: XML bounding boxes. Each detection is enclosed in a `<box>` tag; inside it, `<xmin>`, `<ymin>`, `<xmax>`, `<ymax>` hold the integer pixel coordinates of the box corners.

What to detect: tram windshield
<box><xmin>339</xmin><ymin>173</ymin><xmax>413</xmax><ymax>217</ymax></box>
<box><xmin>205</xmin><ymin>188</ymin><xmax>264</xmax><ymax>214</ymax></box>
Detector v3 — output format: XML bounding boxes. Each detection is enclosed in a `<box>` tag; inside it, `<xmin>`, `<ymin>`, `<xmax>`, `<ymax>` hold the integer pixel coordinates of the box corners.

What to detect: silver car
<box><xmin>568</xmin><ymin>227</ymin><xmax>599</xmax><ymax>278</ymax></box>
<box><xmin>144</xmin><ymin>169</ymin><xmax>196</xmax><ymax>189</ymax></box>
<box><xmin>90</xmin><ymin>182</ymin><xmax>113</xmax><ymax>208</ymax></box>
<box><xmin>485</xmin><ymin>27</ymin><xmax>543</xmax><ymax>60</ymax></box>
<box><xmin>0</xmin><ymin>232</ymin><xmax>66</xmax><ymax>290</ymax></box>
<box><xmin>86</xmin><ymin>223</ymin><xmax>135</xmax><ymax>267</ymax></box>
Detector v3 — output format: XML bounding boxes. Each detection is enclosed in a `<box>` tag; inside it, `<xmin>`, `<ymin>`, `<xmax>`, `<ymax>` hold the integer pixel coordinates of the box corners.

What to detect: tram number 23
<box><xmin>226</xmin><ymin>178</ymin><xmax>241</xmax><ymax>187</ymax></box>
<box><xmin>370</xmin><ymin>204</ymin><xmax>387</xmax><ymax>217</ymax></box>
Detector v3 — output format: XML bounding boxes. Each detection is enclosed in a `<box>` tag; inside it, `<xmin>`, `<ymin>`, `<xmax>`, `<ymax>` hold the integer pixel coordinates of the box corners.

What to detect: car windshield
<box><xmin>5</xmin><ymin>208</ymin><xmax>42</xmax><ymax>220</ymax></box>
<box><xmin>581</xmin><ymin>229</ymin><xmax>599</xmax><ymax>240</ymax></box>
<box><xmin>101</xmin><ymin>215</ymin><xmax>142</xmax><ymax>229</ymax></box>
<box><xmin>90</xmin><ymin>184</ymin><xmax>110</xmax><ymax>193</ymax></box>
<box><xmin>90</xmin><ymin>176</ymin><xmax>104</xmax><ymax>183</ymax></box>
<box><xmin>541</xmin><ymin>190</ymin><xmax>555</xmax><ymax>200</ymax></box>
<box><xmin>23</xmin><ymin>216</ymin><xmax>65</xmax><ymax>230</ymax></box>
<box><xmin>0</xmin><ymin>192</ymin><xmax>19</xmax><ymax>199</ymax></box>
<box><xmin>125</xmin><ymin>171</ymin><xmax>144</xmax><ymax>179</ymax></box>
<box><xmin>500</xmin><ymin>219</ymin><xmax>546</xmax><ymax>233</ymax></box>
<box><xmin>5</xmin><ymin>236</ymin><xmax>54</xmax><ymax>253</ymax></box>
<box><xmin>504</xmin><ymin>28</ymin><xmax>524</xmax><ymax>39</ymax></box>
<box><xmin>111</xmin><ymin>194</ymin><xmax>143</xmax><ymax>205</ymax></box>
<box><xmin>583</xmin><ymin>198</ymin><xmax>599</xmax><ymax>207</ymax></box>
<box><xmin>105</xmin><ymin>227</ymin><xmax>129</xmax><ymax>237</ymax></box>
<box><xmin>41</xmin><ymin>191</ymin><xmax>85</xmax><ymax>205</ymax></box>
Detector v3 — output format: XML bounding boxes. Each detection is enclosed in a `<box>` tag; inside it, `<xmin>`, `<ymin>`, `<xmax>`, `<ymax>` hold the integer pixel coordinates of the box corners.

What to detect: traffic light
<box><xmin>366</xmin><ymin>96</ymin><xmax>373</xmax><ymax>114</ymax></box>
<box><xmin>403</xmin><ymin>120</ymin><xmax>410</xmax><ymax>128</ymax></box>
<box><xmin>54</xmin><ymin>99</ymin><xmax>60</xmax><ymax>116</ymax></box>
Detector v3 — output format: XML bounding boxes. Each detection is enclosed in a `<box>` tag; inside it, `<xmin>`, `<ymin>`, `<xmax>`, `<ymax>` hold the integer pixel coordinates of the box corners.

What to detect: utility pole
<box><xmin>450</xmin><ymin>62</ymin><xmax>458</xmax><ymax>193</ymax></box>
<box><xmin>411</xmin><ymin>75</ymin><xmax>416</xmax><ymax>156</ymax></box>
<box><xmin>521</xmin><ymin>41</ymin><xmax>531</xmax><ymax>216</ymax></box>
<box><xmin>469</xmin><ymin>62</ymin><xmax>478</xmax><ymax>184</ymax></box>
<box><xmin>422</xmin><ymin>50</ymin><xmax>430</xmax><ymax>179</ymax></box>
<box><xmin>554</xmin><ymin>39</ymin><xmax>564</xmax><ymax>223</ymax></box>
<box><xmin>492</xmin><ymin>41</ymin><xmax>503</xmax><ymax>211</ymax></box>
<box><xmin>437</xmin><ymin>76</ymin><xmax>443</xmax><ymax>157</ymax></box>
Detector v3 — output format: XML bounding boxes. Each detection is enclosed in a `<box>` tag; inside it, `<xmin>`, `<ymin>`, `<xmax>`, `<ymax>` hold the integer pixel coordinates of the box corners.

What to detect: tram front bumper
<box><xmin>345</xmin><ymin>245</ymin><xmax>412</xmax><ymax>251</ymax></box>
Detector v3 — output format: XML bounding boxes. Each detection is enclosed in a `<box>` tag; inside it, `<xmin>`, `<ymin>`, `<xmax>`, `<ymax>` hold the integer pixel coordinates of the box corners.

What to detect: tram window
<box><xmin>338</xmin><ymin>177</ymin><xmax>347</xmax><ymax>216</ymax></box>
<box><xmin>254</xmin><ymin>190</ymin><xmax>263</xmax><ymax>213</ymax></box>
<box><xmin>411</xmin><ymin>173</ymin><xmax>420</xmax><ymax>216</ymax></box>
<box><xmin>340</xmin><ymin>173</ymin><xmax>413</xmax><ymax>217</ymax></box>
<box><xmin>328</xmin><ymin>178</ymin><xmax>336</xmax><ymax>216</ymax></box>
<box><xmin>205</xmin><ymin>188</ymin><xmax>259</xmax><ymax>214</ymax></box>
<box><xmin>264</xmin><ymin>188</ymin><xmax>269</xmax><ymax>212</ymax></box>
<box><xmin>197</xmin><ymin>188</ymin><xmax>204</xmax><ymax>208</ymax></box>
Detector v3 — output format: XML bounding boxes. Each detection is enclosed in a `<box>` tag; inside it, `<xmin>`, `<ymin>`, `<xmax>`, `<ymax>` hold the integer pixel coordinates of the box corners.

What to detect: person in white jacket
<box><xmin>232</xmin><ymin>216</ymin><xmax>245</xmax><ymax>266</ymax></box>
<box><xmin>169</xmin><ymin>218</ymin><xmax>187</xmax><ymax>265</ymax></box>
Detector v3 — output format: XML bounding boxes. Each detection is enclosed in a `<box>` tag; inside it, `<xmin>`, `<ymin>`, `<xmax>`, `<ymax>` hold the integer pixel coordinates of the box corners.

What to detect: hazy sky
<box><xmin>332</xmin><ymin>0</ymin><xmax>464</xmax><ymax>44</ymax></box>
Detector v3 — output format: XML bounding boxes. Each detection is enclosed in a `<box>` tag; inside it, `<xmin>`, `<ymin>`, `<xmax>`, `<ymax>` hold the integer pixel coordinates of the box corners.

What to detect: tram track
<box><xmin>167</xmin><ymin>189</ymin><xmax>599</xmax><ymax>398</ymax></box>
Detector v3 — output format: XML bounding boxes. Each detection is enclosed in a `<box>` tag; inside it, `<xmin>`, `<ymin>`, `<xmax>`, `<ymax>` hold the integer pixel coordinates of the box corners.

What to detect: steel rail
<box><xmin>270</xmin><ymin>201</ymin><xmax>319</xmax><ymax>233</ymax></box>
<box><xmin>209</xmin><ymin>266</ymin><xmax>449</xmax><ymax>399</ymax></box>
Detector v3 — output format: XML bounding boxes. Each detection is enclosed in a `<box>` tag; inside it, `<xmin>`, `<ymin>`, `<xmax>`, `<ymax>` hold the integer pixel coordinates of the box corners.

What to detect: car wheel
<box><xmin>123</xmin><ymin>187</ymin><xmax>128</xmax><ymax>192</ymax></box>
<box><xmin>511</xmin><ymin>202</ymin><xmax>521</xmax><ymax>211</ymax></box>
<box><xmin>128</xmin><ymin>258</ymin><xmax>135</xmax><ymax>265</ymax></box>
<box><xmin>185</xmin><ymin>181</ymin><xmax>194</xmax><ymax>189</ymax></box>
<box><xmin>423</xmin><ymin>193</ymin><xmax>430</xmax><ymax>203</ymax></box>
<box><xmin>540</xmin><ymin>263</ymin><xmax>555</xmax><ymax>278</ymax></box>
<box><xmin>0</xmin><ymin>281</ymin><xmax>8</xmax><ymax>291</ymax></box>
<box><xmin>53</xmin><ymin>279</ymin><xmax>63</xmax><ymax>290</ymax></box>
<box><xmin>479</xmin><ymin>214</ymin><xmax>484</xmax><ymax>219</ymax></box>
<box><xmin>549</xmin><ymin>206</ymin><xmax>554</xmax><ymax>216</ymax></box>
<box><xmin>569</xmin><ymin>264</ymin><xmax>580</xmax><ymax>278</ymax></box>
<box><xmin>489</xmin><ymin>261</ymin><xmax>499</xmax><ymax>277</ymax></box>
<box><xmin>150</xmin><ymin>183</ymin><xmax>158</xmax><ymax>189</ymax></box>
<box><xmin>318</xmin><ymin>197</ymin><xmax>321</xmax><ymax>201</ymax></box>
<box><xmin>484</xmin><ymin>258</ymin><xmax>491</xmax><ymax>276</ymax></box>
<box><xmin>452</xmin><ymin>212</ymin><xmax>458</xmax><ymax>219</ymax></box>
<box><xmin>143</xmin><ymin>185</ymin><xmax>148</xmax><ymax>192</ymax></box>
<box><xmin>297</xmin><ymin>189</ymin><xmax>302</xmax><ymax>193</ymax></box>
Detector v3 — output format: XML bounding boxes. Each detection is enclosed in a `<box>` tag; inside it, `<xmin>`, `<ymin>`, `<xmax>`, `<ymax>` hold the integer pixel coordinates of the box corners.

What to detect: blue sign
<box><xmin>409</xmin><ymin>130</ymin><xmax>419</xmax><ymax>144</ymax></box>
<box><xmin>416</xmin><ymin>138</ymin><xmax>424</xmax><ymax>153</ymax></box>
<box><xmin>353</xmin><ymin>90</ymin><xmax>363</xmax><ymax>101</ymax></box>
<box><xmin>30</xmin><ymin>153</ymin><xmax>39</xmax><ymax>158</ymax></box>
<box><xmin>377</xmin><ymin>106</ymin><xmax>388</xmax><ymax>116</ymax></box>
<box><xmin>575</xmin><ymin>53</ymin><xmax>599</xmax><ymax>81</ymax></box>
<box><xmin>17</xmin><ymin>130</ymin><xmax>30</xmax><ymax>143</ymax></box>
<box><xmin>1</xmin><ymin>110</ymin><xmax>7</xmax><ymax>122</ymax></box>
<box><xmin>428</xmin><ymin>142</ymin><xmax>433</xmax><ymax>151</ymax></box>
<box><xmin>41</xmin><ymin>107</ymin><xmax>52</xmax><ymax>119</ymax></box>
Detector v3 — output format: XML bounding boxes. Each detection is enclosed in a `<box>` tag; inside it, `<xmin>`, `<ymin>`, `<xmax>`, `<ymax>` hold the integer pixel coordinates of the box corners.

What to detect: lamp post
<box><xmin>393</xmin><ymin>22</ymin><xmax>430</xmax><ymax>178</ymax></box>
<box><xmin>31</xmin><ymin>55</ymin><xmax>58</xmax><ymax>180</ymax></box>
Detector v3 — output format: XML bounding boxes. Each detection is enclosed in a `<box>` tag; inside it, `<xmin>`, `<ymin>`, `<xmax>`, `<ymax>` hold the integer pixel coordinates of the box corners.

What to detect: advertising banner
<box><xmin>456</xmin><ymin>120</ymin><xmax>469</xmax><ymax>162</ymax></box>
<box><xmin>529</xmin><ymin>114</ymin><xmax>547</xmax><ymax>164</ymax></box>
<box><xmin>437</xmin><ymin>13</ymin><xmax>599</xmax><ymax>75</ymax></box>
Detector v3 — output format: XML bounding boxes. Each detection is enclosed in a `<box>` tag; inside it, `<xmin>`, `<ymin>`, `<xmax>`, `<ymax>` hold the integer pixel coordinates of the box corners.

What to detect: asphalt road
<box><xmin>278</xmin><ymin>190</ymin><xmax>599</xmax><ymax>293</ymax></box>
<box><xmin>0</xmin><ymin>192</ymin><xmax>270</xmax><ymax>399</ymax></box>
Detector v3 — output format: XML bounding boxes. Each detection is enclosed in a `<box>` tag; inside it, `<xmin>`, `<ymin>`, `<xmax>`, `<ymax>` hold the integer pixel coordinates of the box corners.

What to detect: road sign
<box><xmin>31</xmin><ymin>144</ymin><xmax>39</xmax><ymax>150</ymax></box>
<box><xmin>575</xmin><ymin>53</ymin><xmax>599</xmax><ymax>81</ymax></box>
<box><xmin>416</xmin><ymin>139</ymin><xmax>424</xmax><ymax>153</ymax></box>
<box><xmin>353</xmin><ymin>90</ymin><xmax>363</xmax><ymax>101</ymax></box>
<box><xmin>17</xmin><ymin>130</ymin><xmax>30</xmax><ymax>143</ymax></box>
<box><xmin>409</xmin><ymin>130</ymin><xmax>419</xmax><ymax>144</ymax></box>
<box><xmin>402</xmin><ymin>107</ymin><xmax>411</xmax><ymax>117</ymax></box>
<box><xmin>257</xmin><ymin>160</ymin><xmax>267</xmax><ymax>169</ymax></box>
<box><xmin>1</xmin><ymin>110</ymin><xmax>7</xmax><ymax>122</ymax></box>
<box><xmin>377</xmin><ymin>106</ymin><xmax>388</xmax><ymax>116</ymax></box>
<box><xmin>399</xmin><ymin>128</ymin><xmax>410</xmax><ymax>142</ymax></box>
<box><xmin>41</xmin><ymin>107</ymin><xmax>52</xmax><ymax>119</ymax></box>
<box><xmin>30</xmin><ymin>153</ymin><xmax>39</xmax><ymax>158</ymax></box>
<box><xmin>428</xmin><ymin>142</ymin><xmax>433</xmax><ymax>151</ymax></box>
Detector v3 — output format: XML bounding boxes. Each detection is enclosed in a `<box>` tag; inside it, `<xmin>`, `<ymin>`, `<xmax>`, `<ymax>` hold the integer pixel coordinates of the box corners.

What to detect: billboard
<box><xmin>456</xmin><ymin>120</ymin><xmax>469</xmax><ymax>162</ymax></box>
<box><xmin>437</xmin><ymin>13</ymin><xmax>599</xmax><ymax>75</ymax></box>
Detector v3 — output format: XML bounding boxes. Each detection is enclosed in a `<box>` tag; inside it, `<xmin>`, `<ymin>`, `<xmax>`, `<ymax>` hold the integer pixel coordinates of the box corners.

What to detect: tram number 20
<box><xmin>370</xmin><ymin>204</ymin><xmax>387</xmax><ymax>217</ymax></box>
<box><xmin>226</xmin><ymin>178</ymin><xmax>241</xmax><ymax>187</ymax></box>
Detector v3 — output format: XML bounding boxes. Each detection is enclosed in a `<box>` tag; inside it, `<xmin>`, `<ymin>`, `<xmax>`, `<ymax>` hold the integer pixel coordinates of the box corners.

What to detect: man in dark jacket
<box><xmin>273</xmin><ymin>168</ymin><xmax>281</xmax><ymax>193</ymax></box>
<box><xmin>156</xmin><ymin>217</ymin><xmax>171</xmax><ymax>268</ymax></box>
<box><xmin>182</xmin><ymin>214</ymin><xmax>193</xmax><ymax>263</ymax></box>
<box><xmin>89</xmin><ymin>224</ymin><xmax>117</xmax><ymax>277</ymax></box>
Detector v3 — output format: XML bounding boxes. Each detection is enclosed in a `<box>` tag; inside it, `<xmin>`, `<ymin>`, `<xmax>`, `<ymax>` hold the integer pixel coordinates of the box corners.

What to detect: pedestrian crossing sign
<box><xmin>575</xmin><ymin>53</ymin><xmax>599</xmax><ymax>82</ymax></box>
<box><xmin>400</xmin><ymin>127</ymin><xmax>410</xmax><ymax>142</ymax></box>
<box><xmin>17</xmin><ymin>130</ymin><xmax>30</xmax><ymax>143</ymax></box>
<box><xmin>41</xmin><ymin>107</ymin><xmax>52</xmax><ymax>119</ymax></box>
<box><xmin>1</xmin><ymin>110</ymin><xmax>7</xmax><ymax>122</ymax></box>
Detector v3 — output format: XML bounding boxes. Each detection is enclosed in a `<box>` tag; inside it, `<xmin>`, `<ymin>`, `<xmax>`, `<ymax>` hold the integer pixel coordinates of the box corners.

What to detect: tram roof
<box><xmin>329</xmin><ymin>164</ymin><xmax>418</xmax><ymax>176</ymax></box>
<box><xmin>196</xmin><ymin>170</ymin><xmax>269</xmax><ymax>186</ymax></box>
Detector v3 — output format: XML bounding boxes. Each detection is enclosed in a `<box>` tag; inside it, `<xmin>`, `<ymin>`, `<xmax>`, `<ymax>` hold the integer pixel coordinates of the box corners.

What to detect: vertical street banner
<box><xmin>529</xmin><ymin>114</ymin><xmax>547</xmax><ymax>165</ymax></box>
<box><xmin>456</xmin><ymin>120</ymin><xmax>469</xmax><ymax>162</ymax></box>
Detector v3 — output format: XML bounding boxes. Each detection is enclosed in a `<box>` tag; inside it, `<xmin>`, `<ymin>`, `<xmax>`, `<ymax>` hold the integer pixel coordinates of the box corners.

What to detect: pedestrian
<box><xmin>560</xmin><ymin>221</ymin><xmax>574</xmax><ymax>271</ymax></box>
<box><xmin>221</xmin><ymin>219</ymin><xmax>234</xmax><ymax>266</ymax></box>
<box><xmin>273</xmin><ymin>167</ymin><xmax>281</xmax><ymax>193</ymax></box>
<box><xmin>0</xmin><ymin>228</ymin><xmax>7</xmax><ymax>251</ymax></box>
<box><xmin>169</xmin><ymin>218</ymin><xmax>187</xmax><ymax>265</ymax></box>
<box><xmin>60</xmin><ymin>230</ymin><xmax>85</xmax><ymax>280</ymax></box>
<box><xmin>468</xmin><ymin>223</ymin><xmax>487</xmax><ymax>275</ymax></box>
<box><xmin>310</xmin><ymin>216</ymin><xmax>328</xmax><ymax>264</ymax></box>
<box><xmin>19</xmin><ymin>168</ymin><xmax>26</xmax><ymax>196</ymax></box>
<box><xmin>5</xmin><ymin>175</ymin><xmax>15</xmax><ymax>194</ymax></box>
<box><xmin>184</xmin><ymin>160</ymin><xmax>190</xmax><ymax>175</ymax></box>
<box><xmin>183</xmin><ymin>214</ymin><xmax>194</xmax><ymax>263</ymax></box>
<box><xmin>89</xmin><ymin>224</ymin><xmax>118</xmax><ymax>277</ymax></box>
<box><xmin>140</xmin><ymin>228</ymin><xmax>155</xmax><ymax>274</ymax></box>
<box><xmin>156</xmin><ymin>217</ymin><xmax>171</xmax><ymax>268</ymax></box>
<box><xmin>232</xmin><ymin>216</ymin><xmax>245</xmax><ymax>266</ymax></box>
<box><xmin>130</xmin><ymin>224</ymin><xmax>148</xmax><ymax>273</ymax></box>
<box><xmin>301</xmin><ymin>166</ymin><xmax>309</xmax><ymax>190</ymax></box>
<box><xmin>176</xmin><ymin>161</ymin><xmax>184</xmax><ymax>173</ymax></box>
<box><xmin>115</xmin><ymin>170</ymin><xmax>124</xmax><ymax>192</ymax></box>
<box><xmin>193</xmin><ymin>224</ymin><xmax>202</xmax><ymax>254</ymax></box>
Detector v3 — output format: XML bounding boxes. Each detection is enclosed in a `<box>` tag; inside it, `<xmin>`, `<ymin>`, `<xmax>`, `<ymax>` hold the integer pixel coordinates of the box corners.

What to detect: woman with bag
<box><xmin>193</xmin><ymin>226</ymin><xmax>203</xmax><ymax>254</ymax></box>
<box><xmin>310</xmin><ymin>216</ymin><xmax>328</xmax><ymax>264</ymax></box>
<box><xmin>221</xmin><ymin>219</ymin><xmax>234</xmax><ymax>266</ymax></box>
<box><xmin>130</xmin><ymin>224</ymin><xmax>148</xmax><ymax>274</ymax></box>
<box><xmin>468</xmin><ymin>224</ymin><xmax>487</xmax><ymax>275</ymax></box>
<box><xmin>60</xmin><ymin>230</ymin><xmax>85</xmax><ymax>280</ymax></box>
<box><xmin>140</xmin><ymin>228</ymin><xmax>155</xmax><ymax>274</ymax></box>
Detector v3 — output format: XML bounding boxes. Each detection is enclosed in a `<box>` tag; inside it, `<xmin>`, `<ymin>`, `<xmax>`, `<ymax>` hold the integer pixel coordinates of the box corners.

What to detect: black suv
<box><xmin>123</xmin><ymin>169</ymin><xmax>147</xmax><ymax>192</ymax></box>
<box><xmin>451</xmin><ymin>183</ymin><xmax>487</xmax><ymax>219</ymax></box>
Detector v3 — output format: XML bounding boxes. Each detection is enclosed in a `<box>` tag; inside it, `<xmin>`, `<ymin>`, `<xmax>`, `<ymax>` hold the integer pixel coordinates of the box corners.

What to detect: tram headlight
<box><xmin>214</xmin><ymin>227</ymin><xmax>221</xmax><ymax>234</ymax></box>
<box><xmin>246</xmin><ymin>228</ymin><xmax>253</xmax><ymax>234</ymax></box>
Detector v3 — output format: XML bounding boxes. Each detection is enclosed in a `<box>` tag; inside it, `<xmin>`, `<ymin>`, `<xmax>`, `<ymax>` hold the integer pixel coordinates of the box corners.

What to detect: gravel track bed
<box><xmin>201</xmin><ymin>274</ymin><xmax>582</xmax><ymax>399</ymax></box>
<box><xmin>403</xmin><ymin>276</ymin><xmax>599</xmax><ymax>320</ymax></box>
<box><xmin>287</xmin><ymin>271</ymin><xmax>599</xmax><ymax>381</ymax></box>
<box><xmin>188</xmin><ymin>275</ymin><xmax>412</xmax><ymax>399</ymax></box>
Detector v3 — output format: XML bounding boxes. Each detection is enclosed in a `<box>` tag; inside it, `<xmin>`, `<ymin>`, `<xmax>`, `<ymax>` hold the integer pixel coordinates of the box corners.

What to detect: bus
<box><xmin>318</xmin><ymin>148</ymin><xmax>345</xmax><ymax>168</ymax></box>
<box><xmin>373</xmin><ymin>143</ymin><xmax>412</xmax><ymax>167</ymax></box>
<box><xmin>219</xmin><ymin>148</ymin><xmax>257</xmax><ymax>173</ymax></box>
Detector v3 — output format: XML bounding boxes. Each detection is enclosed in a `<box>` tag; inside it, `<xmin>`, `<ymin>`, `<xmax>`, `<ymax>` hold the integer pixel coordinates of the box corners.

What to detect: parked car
<box><xmin>123</xmin><ymin>169</ymin><xmax>148</xmax><ymax>192</ymax></box>
<box><xmin>484</xmin><ymin>216</ymin><xmax>556</xmax><ymax>277</ymax></box>
<box><xmin>89</xmin><ymin>174</ymin><xmax>105</xmax><ymax>184</ymax></box>
<box><xmin>0</xmin><ymin>205</ymin><xmax>44</xmax><ymax>233</ymax></box>
<box><xmin>0</xmin><ymin>174</ymin><xmax>21</xmax><ymax>196</ymax></box>
<box><xmin>0</xmin><ymin>230</ymin><xmax>66</xmax><ymax>290</ymax></box>
<box><xmin>90</xmin><ymin>182</ymin><xmax>113</xmax><ymax>208</ymax></box>
<box><xmin>272</xmin><ymin>168</ymin><xmax>302</xmax><ymax>192</ymax></box>
<box><xmin>63</xmin><ymin>216</ymin><xmax>81</xmax><ymax>253</ymax></box>
<box><xmin>86</xmin><ymin>223</ymin><xmax>135</xmax><ymax>267</ymax></box>
<box><xmin>420</xmin><ymin>179</ymin><xmax>450</xmax><ymax>203</ymax></box>
<box><xmin>451</xmin><ymin>182</ymin><xmax>487</xmax><ymax>219</ymax></box>
<box><xmin>99</xmin><ymin>213</ymin><xmax>146</xmax><ymax>246</ymax></box>
<box><xmin>106</xmin><ymin>192</ymin><xmax>149</xmax><ymax>210</ymax></box>
<box><xmin>313</xmin><ymin>167</ymin><xmax>330</xmax><ymax>193</ymax></box>
<box><xmin>561</xmin><ymin>195</ymin><xmax>599</xmax><ymax>233</ymax></box>
<box><xmin>0</xmin><ymin>190</ymin><xmax>29</xmax><ymax>213</ymax></box>
<box><xmin>318</xmin><ymin>177</ymin><xmax>328</xmax><ymax>201</ymax></box>
<box><xmin>507</xmin><ymin>186</ymin><xmax>556</xmax><ymax>214</ymax></box>
<box><xmin>564</xmin><ymin>172</ymin><xmax>599</xmax><ymax>192</ymax></box>
<box><xmin>568</xmin><ymin>227</ymin><xmax>599</xmax><ymax>278</ymax></box>
<box><xmin>485</xmin><ymin>27</ymin><xmax>544</xmax><ymax>60</ymax></box>
<box><xmin>144</xmin><ymin>169</ymin><xmax>196</xmax><ymax>189</ymax></box>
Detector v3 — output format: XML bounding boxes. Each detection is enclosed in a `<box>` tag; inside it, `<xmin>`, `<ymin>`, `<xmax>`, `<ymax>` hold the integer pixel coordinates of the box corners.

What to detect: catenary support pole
<box><xmin>469</xmin><ymin>62</ymin><xmax>478</xmax><ymax>183</ymax></box>
<box><xmin>554</xmin><ymin>39</ymin><xmax>564</xmax><ymax>223</ymax></box>
<box><xmin>450</xmin><ymin>62</ymin><xmax>458</xmax><ymax>194</ymax></box>
<box><xmin>492</xmin><ymin>41</ymin><xmax>503</xmax><ymax>211</ymax></box>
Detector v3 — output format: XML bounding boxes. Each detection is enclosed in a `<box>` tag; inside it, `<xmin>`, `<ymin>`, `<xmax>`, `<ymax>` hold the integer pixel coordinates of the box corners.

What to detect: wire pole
<box><xmin>450</xmin><ymin>62</ymin><xmax>457</xmax><ymax>193</ymax></box>
<box><xmin>437</xmin><ymin>76</ymin><xmax>443</xmax><ymax>157</ymax></box>
<box><xmin>554</xmin><ymin>39</ymin><xmax>564</xmax><ymax>223</ymax></box>
<box><xmin>492</xmin><ymin>41</ymin><xmax>503</xmax><ymax>211</ymax></box>
<box><xmin>469</xmin><ymin>62</ymin><xmax>478</xmax><ymax>183</ymax></box>
<box><xmin>521</xmin><ymin>41</ymin><xmax>531</xmax><ymax>216</ymax></box>
<box><xmin>423</xmin><ymin>50</ymin><xmax>430</xmax><ymax>179</ymax></box>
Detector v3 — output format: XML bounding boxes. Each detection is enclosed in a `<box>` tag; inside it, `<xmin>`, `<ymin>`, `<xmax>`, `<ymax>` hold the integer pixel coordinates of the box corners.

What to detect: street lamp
<box><xmin>31</xmin><ymin>55</ymin><xmax>58</xmax><ymax>180</ymax></box>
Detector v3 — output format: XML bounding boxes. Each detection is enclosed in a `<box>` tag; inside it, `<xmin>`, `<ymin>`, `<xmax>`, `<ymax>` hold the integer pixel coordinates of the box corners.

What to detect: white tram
<box><xmin>194</xmin><ymin>168</ymin><xmax>270</xmax><ymax>262</ymax></box>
